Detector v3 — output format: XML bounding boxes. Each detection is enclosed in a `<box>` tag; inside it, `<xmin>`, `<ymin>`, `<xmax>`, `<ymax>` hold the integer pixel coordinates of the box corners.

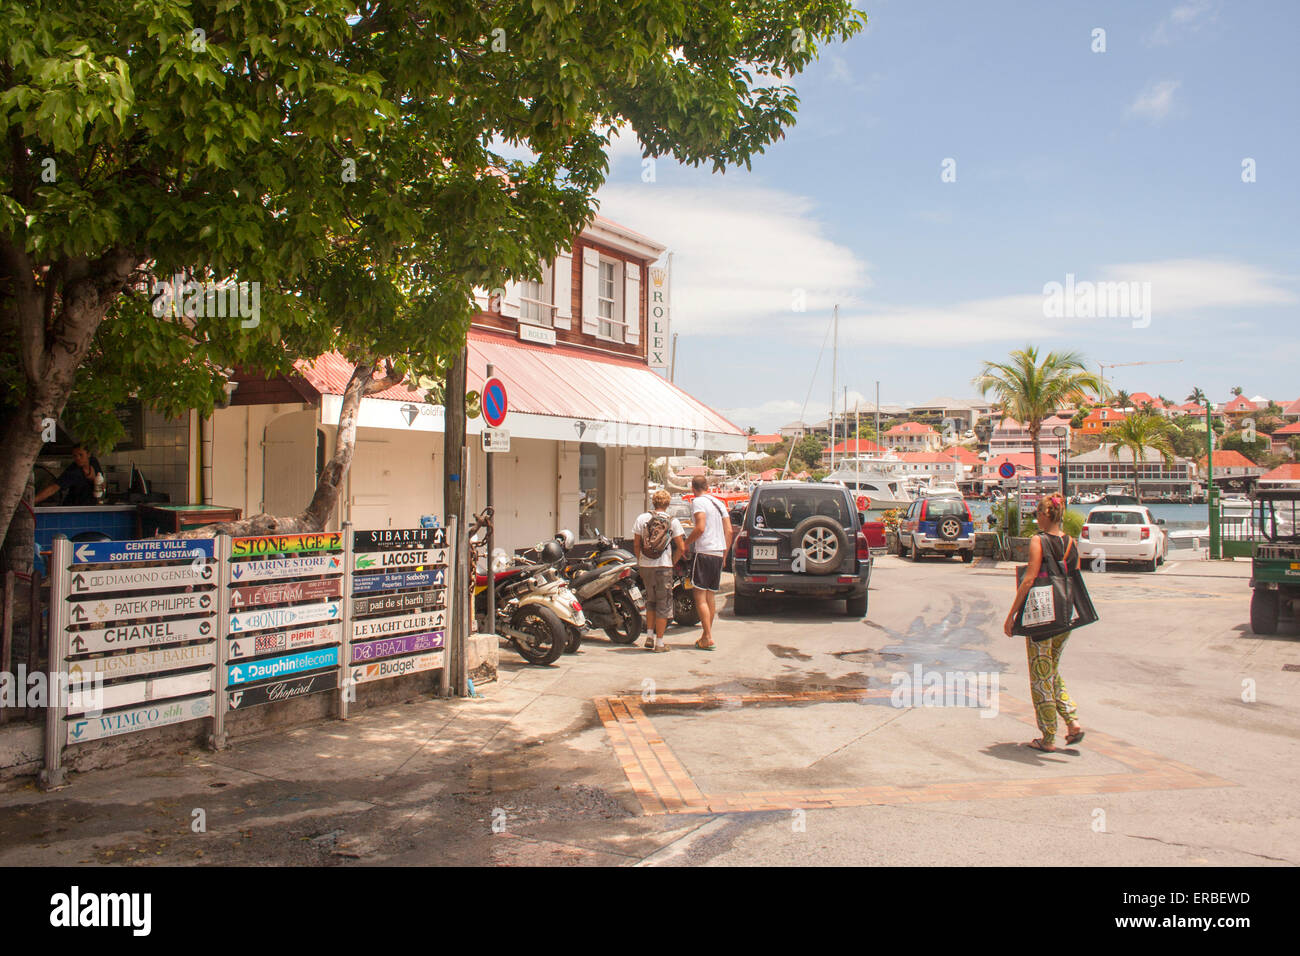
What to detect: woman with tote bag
<box><xmin>1003</xmin><ymin>494</ymin><xmax>1087</xmax><ymax>753</ymax></box>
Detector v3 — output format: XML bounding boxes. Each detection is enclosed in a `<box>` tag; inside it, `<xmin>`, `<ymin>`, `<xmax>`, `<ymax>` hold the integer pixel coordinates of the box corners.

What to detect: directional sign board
<box><xmin>67</xmin><ymin>671</ymin><xmax>214</xmax><ymax>716</ymax></box>
<box><xmin>352</xmin><ymin>609</ymin><xmax>446</xmax><ymax>640</ymax></box>
<box><xmin>349</xmin><ymin>650</ymin><xmax>444</xmax><ymax>686</ymax></box>
<box><xmin>228</xmin><ymin>623</ymin><xmax>342</xmax><ymax>660</ymax></box>
<box><xmin>482</xmin><ymin>377</ymin><xmax>508</xmax><ymax>428</ymax></box>
<box><xmin>68</xmin><ymin>644</ymin><xmax>216</xmax><ymax>684</ymax></box>
<box><xmin>228</xmin><ymin>554</ymin><xmax>342</xmax><ymax>582</ymax></box>
<box><xmin>354</xmin><ymin>528</ymin><xmax>446</xmax><ymax>551</ymax></box>
<box><xmin>354</xmin><ymin>548</ymin><xmax>446</xmax><ymax>571</ymax></box>
<box><xmin>351</xmin><ymin>630</ymin><xmax>444</xmax><ymax>663</ymax></box>
<box><xmin>228</xmin><ymin>601</ymin><xmax>340</xmax><ymax>634</ymax></box>
<box><xmin>227</xmin><ymin>646</ymin><xmax>339</xmax><ymax>687</ymax></box>
<box><xmin>231</xmin><ymin>533</ymin><xmax>342</xmax><ymax>558</ymax></box>
<box><xmin>352</xmin><ymin>588</ymin><xmax>444</xmax><ymax>618</ymax></box>
<box><xmin>351</xmin><ymin>568</ymin><xmax>445</xmax><ymax>594</ymax></box>
<box><xmin>228</xmin><ymin>578</ymin><xmax>342</xmax><ymax>609</ymax></box>
<box><xmin>71</xmin><ymin>538</ymin><xmax>214</xmax><ymax>565</ymax></box>
<box><xmin>68</xmin><ymin>563</ymin><xmax>215</xmax><ymax>595</ymax></box>
<box><xmin>68</xmin><ymin>616</ymin><xmax>215</xmax><ymax>656</ymax></box>
<box><xmin>227</xmin><ymin>672</ymin><xmax>337</xmax><ymax>712</ymax></box>
<box><xmin>69</xmin><ymin>591</ymin><xmax>214</xmax><ymax>625</ymax></box>
<box><xmin>66</xmin><ymin>696</ymin><xmax>212</xmax><ymax>745</ymax></box>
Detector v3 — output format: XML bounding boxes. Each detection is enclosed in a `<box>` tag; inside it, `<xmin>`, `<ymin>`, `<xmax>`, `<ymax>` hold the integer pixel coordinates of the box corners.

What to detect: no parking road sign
<box><xmin>482</xmin><ymin>377</ymin><xmax>508</xmax><ymax>428</ymax></box>
<box><xmin>998</xmin><ymin>462</ymin><xmax>1017</xmax><ymax>479</ymax></box>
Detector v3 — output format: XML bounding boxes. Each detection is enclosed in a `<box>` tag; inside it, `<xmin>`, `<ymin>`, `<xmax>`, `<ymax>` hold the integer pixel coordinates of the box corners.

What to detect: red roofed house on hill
<box><xmin>1198</xmin><ymin>450</ymin><xmax>1265</xmax><ymax>481</ymax></box>
<box><xmin>884</xmin><ymin>422</ymin><xmax>941</xmax><ymax>453</ymax></box>
<box><xmin>1259</xmin><ymin>463</ymin><xmax>1300</xmax><ymax>490</ymax></box>
<box><xmin>820</xmin><ymin>438</ymin><xmax>886</xmax><ymax>466</ymax></box>
<box><xmin>1270</xmin><ymin>421</ymin><xmax>1300</xmax><ymax>457</ymax></box>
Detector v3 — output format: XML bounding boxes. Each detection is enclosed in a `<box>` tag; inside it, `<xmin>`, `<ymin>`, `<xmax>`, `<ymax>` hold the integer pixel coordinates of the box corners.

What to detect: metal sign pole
<box><xmin>340</xmin><ymin>521</ymin><xmax>354</xmax><ymax>719</ymax></box>
<box><xmin>485</xmin><ymin>363</ymin><xmax>496</xmax><ymax>637</ymax></box>
<box><xmin>39</xmin><ymin>536</ymin><xmax>69</xmax><ymax>790</ymax></box>
<box><xmin>209</xmin><ymin>534</ymin><xmax>231</xmax><ymax>750</ymax></box>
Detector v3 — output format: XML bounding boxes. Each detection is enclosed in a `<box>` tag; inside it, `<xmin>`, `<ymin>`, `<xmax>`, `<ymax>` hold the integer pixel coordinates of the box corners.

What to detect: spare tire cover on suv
<box><xmin>791</xmin><ymin>515</ymin><xmax>850</xmax><ymax>574</ymax></box>
<box><xmin>937</xmin><ymin>515</ymin><xmax>962</xmax><ymax>540</ymax></box>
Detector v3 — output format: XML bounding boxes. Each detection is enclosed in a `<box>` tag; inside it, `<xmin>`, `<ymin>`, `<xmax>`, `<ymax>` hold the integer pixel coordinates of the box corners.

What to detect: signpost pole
<box><xmin>209</xmin><ymin>534</ymin><xmax>231</xmax><ymax>750</ymax></box>
<box><xmin>1206</xmin><ymin>400</ymin><xmax>1221</xmax><ymax>560</ymax></box>
<box><xmin>340</xmin><ymin>522</ymin><xmax>354</xmax><ymax>719</ymax></box>
<box><xmin>485</xmin><ymin>364</ymin><xmax>496</xmax><ymax>639</ymax></box>
<box><xmin>444</xmin><ymin>345</ymin><xmax>469</xmax><ymax>697</ymax></box>
<box><xmin>39</xmin><ymin>536</ymin><xmax>69</xmax><ymax>790</ymax></box>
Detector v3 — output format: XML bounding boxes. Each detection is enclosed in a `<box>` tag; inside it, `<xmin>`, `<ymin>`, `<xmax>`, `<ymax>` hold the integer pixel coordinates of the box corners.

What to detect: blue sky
<box><xmin>595</xmin><ymin>0</ymin><xmax>1300</xmax><ymax>431</ymax></box>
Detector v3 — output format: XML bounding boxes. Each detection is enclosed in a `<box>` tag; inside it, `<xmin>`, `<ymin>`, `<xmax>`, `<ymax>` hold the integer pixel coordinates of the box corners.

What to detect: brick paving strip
<box><xmin>592</xmin><ymin>689</ymin><xmax>1235</xmax><ymax>816</ymax></box>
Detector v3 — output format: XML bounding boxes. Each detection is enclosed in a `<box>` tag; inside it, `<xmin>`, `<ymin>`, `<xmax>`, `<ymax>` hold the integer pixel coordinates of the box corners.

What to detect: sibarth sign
<box><xmin>353</xmin><ymin>527</ymin><xmax>447</xmax><ymax>551</ymax></box>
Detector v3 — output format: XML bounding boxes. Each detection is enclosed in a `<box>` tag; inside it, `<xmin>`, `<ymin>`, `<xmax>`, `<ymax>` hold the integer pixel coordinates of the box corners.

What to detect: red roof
<box><xmin>1273</xmin><ymin>422</ymin><xmax>1300</xmax><ymax>436</ymax></box>
<box><xmin>295</xmin><ymin>353</ymin><xmax>430</xmax><ymax>402</ymax></box>
<box><xmin>984</xmin><ymin>452</ymin><xmax>1058</xmax><ymax>475</ymax></box>
<box><xmin>886</xmin><ymin>422</ymin><xmax>938</xmax><ymax>435</ymax></box>
<box><xmin>945</xmin><ymin>446</ymin><xmax>982</xmax><ymax>464</ymax></box>
<box><xmin>1198</xmin><ymin>451</ymin><xmax>1259</xmax><ymax>469</ymax></box>
<box><xmin>1283</xmin><ymin>399</ymin><xmax>1300</xmax><ymax>417</ymax></box>
<box><xmin>1222</xmin><ymin>396</ymin><xmax>1256</xmax><ymax>413</ymax></box>
<box><xmin>758</xmin><ymin>468</ymin><xmax>781</xmax><ymax>481</ymax></box>
<box><xmin>829</xmin><ymin>439</ymin><xmax>885</xmax><ymax>454</ymax></box>
<box><xmin>748</xmin><ymin>433</ymin><xmax>782</xmax><ymax>444</ymax></box>
<box><xmin>1261</xmin><ymin>463</ymin><xmax>1300</xmax><ymax>482</ymax></box>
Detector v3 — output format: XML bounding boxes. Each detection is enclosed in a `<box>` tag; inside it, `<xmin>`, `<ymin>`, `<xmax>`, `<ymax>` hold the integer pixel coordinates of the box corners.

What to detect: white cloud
<box><xmin>1148</xmin><ymin>1</ymin><xmax>1217</xmax><ymax>45</ymax></box>
<box><xmin>721</xmin><ymin>391</ymin><xmax>877</xmax><ymax>433</ymax></box>
<box><xmin>1127</xmin><ymin>79</ymin><xmax>1181</xmax><ymax>121</ymax></box>
<box><xmin>596</xmin><ymin>183</ymin><xmax>872</xmax><ymax>335</ymax></box>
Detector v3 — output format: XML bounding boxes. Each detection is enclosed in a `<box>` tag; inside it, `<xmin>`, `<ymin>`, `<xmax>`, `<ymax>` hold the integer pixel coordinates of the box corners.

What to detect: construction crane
<box><xmin>1097</xmin><ymin>359</ymin><xmax>1184</xmax><ymax>403</ymax></box>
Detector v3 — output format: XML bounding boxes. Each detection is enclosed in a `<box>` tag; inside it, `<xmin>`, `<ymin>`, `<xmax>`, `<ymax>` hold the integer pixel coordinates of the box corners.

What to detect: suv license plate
<box><xmin>754</xmin><ymin>545</ymin><xmax>778</xmax><ymax>561</ymax></box>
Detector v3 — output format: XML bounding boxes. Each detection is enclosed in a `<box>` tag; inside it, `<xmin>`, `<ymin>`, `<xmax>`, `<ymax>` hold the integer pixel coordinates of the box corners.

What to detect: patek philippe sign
<box><xmin>648</xmin><ymin>256</ymin><xmax>671</xmax><ymax>372</ymax></box>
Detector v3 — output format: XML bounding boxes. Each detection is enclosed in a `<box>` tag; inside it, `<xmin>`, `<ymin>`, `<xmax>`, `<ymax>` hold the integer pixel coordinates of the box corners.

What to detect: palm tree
<box><xmin>1231</xmin><ymin>386</ymin><xmax>1244</xmax><ymax>397</ymax></box>
<box><xmin>1187</xmin><ymin>386</ymin><xmax>1207</xmax><ymax>407</ymax></box>
<box><xmin>1114</xmin><ymin>389</ymin><xmax>1133</xmax><ymax>410</ymax></box>
<box><xmin>973</xmin><ymin>346</ymin><xmax>1106</xmax><ymax>483</ymax></box>
<box><xmin>1107</xmin><ymin>413</ymin><xmax>1175</xmax><ymax>502</ymax></box>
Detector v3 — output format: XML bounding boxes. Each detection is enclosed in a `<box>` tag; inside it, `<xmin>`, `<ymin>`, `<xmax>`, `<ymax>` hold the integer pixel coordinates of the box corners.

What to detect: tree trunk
<box><xmin>164</xmin><ymin>358</ymin><xmax>403</xmax><ymax>539</ymax></box>
<box><xmin>0</xmin><ymin>250</ymin><xmax>141</xmax><ymax>572</ymax></box>
<box><xmin>1131</xmin><ymin>446</ymin><xmax>1142</xmax><ymax>503</ymax></box>
<box><xmin>1030</xmin><ymin>424</ymin><xmax>1043</xmax><ymax>484</ymax></box>
<box><xmin>0</xmin><ymin>475</ymin><xmax>36</xmax><ymax>575</ymax></box>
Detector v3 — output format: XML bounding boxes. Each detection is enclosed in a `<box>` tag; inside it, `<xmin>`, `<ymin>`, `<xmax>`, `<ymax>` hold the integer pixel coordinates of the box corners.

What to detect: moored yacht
<box><xmin>823</xmin><ymin>456</ymin><xmax>914</xmax><ymax>510</ymax></box>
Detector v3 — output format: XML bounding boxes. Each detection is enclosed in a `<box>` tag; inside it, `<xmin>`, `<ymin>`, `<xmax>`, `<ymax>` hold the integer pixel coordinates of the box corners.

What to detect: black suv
<box><xmin>731</xmin><ymin>482</ymin><xmax>873</xmax><ymax>617</ymax></box>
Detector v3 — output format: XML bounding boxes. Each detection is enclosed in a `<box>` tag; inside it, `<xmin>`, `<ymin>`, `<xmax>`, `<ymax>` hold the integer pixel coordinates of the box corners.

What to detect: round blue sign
<box><xmin>482</xmin><ymin>377</ymin><xmax>508</xmax><ymax>428</ymax></box>
<box><xmin>998</xmin><ymin>461</ymin><xmax>1016</xmax><ymax>479</ymax></box>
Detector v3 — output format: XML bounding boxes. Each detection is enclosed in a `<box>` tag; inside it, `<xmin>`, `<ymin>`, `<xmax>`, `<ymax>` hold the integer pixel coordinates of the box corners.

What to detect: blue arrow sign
<box><xmin>351</xmin><ymin>568</ymin><xmax>445</xmax><ymax>594</ymax></box>
<box><xmin>70</xmin><ymin>538</ymin><xmax>215</xmax><ymax>565</ymax></box>
<box><xmin>227</xmin><ymin>646</ymin><xmax>340</xmax><ymax>686</ymax></box>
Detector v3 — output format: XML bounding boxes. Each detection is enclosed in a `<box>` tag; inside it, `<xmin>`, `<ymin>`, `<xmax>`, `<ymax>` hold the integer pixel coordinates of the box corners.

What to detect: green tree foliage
<box><xmin>793</xmin><ymin>434</ymin><xmax>824</xmax><ymax>469</ymax></box>
<box><xmin>0</xmin><ymin>0</ymin><xmax>867</xmax><ymax>544</ymax></box>
<box><xmin>1106</xmin><ymin>413</ymin><xmax>1176</xmax><ymax>501</ymax></box>
<box><xmin>1219</xmin><ymin>430</ymin><xmax>1269</xmax><ymax>464</ymax></box>
<box><xmin>973</xmin><ymin>345</ymin><xmax>1106</xmax><ymax>483</ymax></box>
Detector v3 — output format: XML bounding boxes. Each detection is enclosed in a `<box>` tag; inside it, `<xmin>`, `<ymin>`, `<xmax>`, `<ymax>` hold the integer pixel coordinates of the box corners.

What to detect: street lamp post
<box><xmin>1053</xmin><ymin>425</ymin><xmax>1069</xmax><ymax>501</ymax></box>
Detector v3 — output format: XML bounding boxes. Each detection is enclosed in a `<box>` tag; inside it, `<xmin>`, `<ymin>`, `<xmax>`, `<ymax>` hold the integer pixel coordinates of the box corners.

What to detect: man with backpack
<box><xmin>633</xmin><ymin>489</ymin><xmax>686</xmax><ymax>652</ymax></box>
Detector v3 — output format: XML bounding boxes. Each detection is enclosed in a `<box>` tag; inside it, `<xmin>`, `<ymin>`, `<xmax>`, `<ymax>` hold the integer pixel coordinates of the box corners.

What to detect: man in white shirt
<box><xmin>633</xmin><ymin>489</ymin><xmax>685</xmax><ymax>652</ymax></box>
<box><xmin>684</xmin><ymin>475</ymin><xmax>733</xmax><ymax>650</ymax></box>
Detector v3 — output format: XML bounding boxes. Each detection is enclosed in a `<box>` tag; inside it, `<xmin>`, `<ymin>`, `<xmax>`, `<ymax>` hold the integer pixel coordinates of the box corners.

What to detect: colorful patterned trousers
<box><xmin>1025</xmin><ymin>632</ymin><xmax>1078</xmax><ymax>744</ymax></box>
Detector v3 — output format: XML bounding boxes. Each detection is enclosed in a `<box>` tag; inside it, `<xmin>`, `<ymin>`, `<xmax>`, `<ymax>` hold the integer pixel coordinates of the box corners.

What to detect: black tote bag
<box><xmin>1012</xmin><ymin>534</ymin><xmax>1077</xmax><ymax>641</ymax></box>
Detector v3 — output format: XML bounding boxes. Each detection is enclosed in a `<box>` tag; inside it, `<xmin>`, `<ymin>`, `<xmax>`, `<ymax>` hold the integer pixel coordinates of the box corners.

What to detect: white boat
<box><xmin>823</xmin><ymin>456</ymin><xmax>914</xmax><ymax>510</ymax></box>
<box><xmin>921</xmin><ymin>480</ymin><xmax>964</xmax><ymax>498</ymax></box>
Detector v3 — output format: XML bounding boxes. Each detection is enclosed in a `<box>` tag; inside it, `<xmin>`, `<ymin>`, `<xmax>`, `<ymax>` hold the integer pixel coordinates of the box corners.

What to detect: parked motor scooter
<box><xmin>552</xmin><ymin>530</ymin><xmax>642</xmax><ymax>645</ymax></box>
<box><xmin>469</xmin><ymin>516</ymin><xmax>585</xmax><ymax>666</ymax></box>
<box><xmin>671</xmin><ymin>551</ymin><xmax>700</xmax><ymax>627</ymax></box>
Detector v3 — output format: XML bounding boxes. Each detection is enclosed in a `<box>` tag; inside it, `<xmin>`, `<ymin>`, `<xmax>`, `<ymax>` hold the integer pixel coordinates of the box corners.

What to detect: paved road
<box><xmin>1</xmin><ymin>555</ymin><xmax>1296</xmax><ymax>866</ymax></box>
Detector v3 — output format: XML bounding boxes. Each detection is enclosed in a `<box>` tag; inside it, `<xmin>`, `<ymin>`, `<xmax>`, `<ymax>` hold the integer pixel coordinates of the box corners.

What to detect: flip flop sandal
<box><xmin>1066</xmin><ymin>730</ymin><xmax>1085</xmax><ymax>745</ymax></box>
<box><xmin>695</xmin><ymin>639</ymin><xmax>716</xmax><ymax>651</ymax></box>
<box><xmin>1026</xmin><ymin>739</ymin><xmax>1057</xmax><ymax>753</ymax></box>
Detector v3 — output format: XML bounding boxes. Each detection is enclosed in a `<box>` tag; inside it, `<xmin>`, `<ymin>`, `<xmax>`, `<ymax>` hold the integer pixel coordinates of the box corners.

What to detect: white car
<box><xmin>1078</xmin><ymin>506</ymin><xmax>1168</xmax><ymax>572</ymax></box>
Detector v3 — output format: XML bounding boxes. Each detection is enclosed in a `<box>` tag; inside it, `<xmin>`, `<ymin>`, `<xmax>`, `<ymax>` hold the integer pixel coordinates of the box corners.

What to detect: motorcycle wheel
<box><xmin>673</xmin><ymin>586</ymin><xmax>700</xmax><ymax>626</ymax></box>
<box><xmin>564</xmin><ymin>624</ymin><xmax>583</xmax><ymax>653</ymax></box>
<box><xmin>510</xmin><ymin>605</ymin><xmax>567</xmax><ymax>665</ymax></box>
<box><xmin>604</xmin><ymin>590</ymin><xmax>644</xmax><ymax>644</ymax></box>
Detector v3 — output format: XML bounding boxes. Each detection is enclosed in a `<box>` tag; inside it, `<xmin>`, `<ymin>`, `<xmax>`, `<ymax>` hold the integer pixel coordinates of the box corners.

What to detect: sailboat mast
<box><xmin>830</xmin><ymin>305</ymin><xmax>838</xmax><ymax>472</ymax></box>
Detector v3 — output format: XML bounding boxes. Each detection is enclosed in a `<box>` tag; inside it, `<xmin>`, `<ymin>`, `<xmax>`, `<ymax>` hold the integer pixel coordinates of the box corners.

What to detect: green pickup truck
<box><xmin>1249</xmin><ymin>489</ymin><xmax>1300</xmax><ymax>635</ymax></box>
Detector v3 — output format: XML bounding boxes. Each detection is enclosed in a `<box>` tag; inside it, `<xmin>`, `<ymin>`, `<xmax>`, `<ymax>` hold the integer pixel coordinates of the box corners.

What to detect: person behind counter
<box><xmin>35</xmin><ymin>445</ymin><xmax>105</xmax><ymax>506</ymax></box>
